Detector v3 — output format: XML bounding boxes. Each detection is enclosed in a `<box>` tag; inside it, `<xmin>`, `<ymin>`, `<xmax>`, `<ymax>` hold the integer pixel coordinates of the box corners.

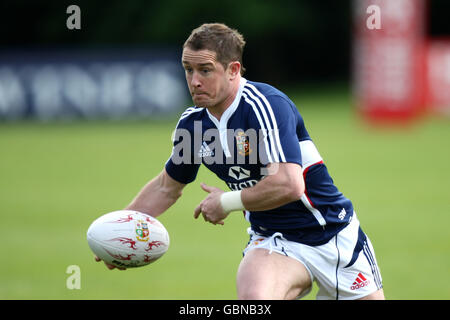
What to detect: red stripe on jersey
<box><xmin>302</xmin><ymin>160</ymin><xmax>324</xmax><ymax>177</ymax></box>
<box><xmin>302</xmin><ymin>160</ymin><xmax>324</xmax><ymax>208</ymax></box>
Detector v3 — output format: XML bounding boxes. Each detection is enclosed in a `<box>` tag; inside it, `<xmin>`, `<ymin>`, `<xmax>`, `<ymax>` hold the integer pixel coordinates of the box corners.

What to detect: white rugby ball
<box><xmin>87</xmin><ymin>210</ymin><xmax>170</xmax><ymax>268</ymax></box>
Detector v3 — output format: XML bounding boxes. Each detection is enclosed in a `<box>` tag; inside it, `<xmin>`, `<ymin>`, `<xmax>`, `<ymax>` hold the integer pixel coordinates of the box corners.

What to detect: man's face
<box><xmin>181</xmin><ymin>48</ymin><xmax>230</xmax><ymax>108</ymax></box>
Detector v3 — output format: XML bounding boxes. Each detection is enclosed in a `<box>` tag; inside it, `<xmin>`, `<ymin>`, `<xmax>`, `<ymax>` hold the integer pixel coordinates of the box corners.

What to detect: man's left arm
<box><xmin>241</xmin><ymin>162</ymin><xmax>304</xmax><ymax>211</ymax></box>
<box><xmin>194</xmin><ymin>162</ymin><xmax>304</xmax><ymax>224</ymax></box>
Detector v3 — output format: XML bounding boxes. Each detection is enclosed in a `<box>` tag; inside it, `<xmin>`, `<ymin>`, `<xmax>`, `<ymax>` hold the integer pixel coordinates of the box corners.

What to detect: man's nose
<box><xmin>191</xmin><ymin>71</ymin><xmax>201</xmax><ymax>87</ymax></box>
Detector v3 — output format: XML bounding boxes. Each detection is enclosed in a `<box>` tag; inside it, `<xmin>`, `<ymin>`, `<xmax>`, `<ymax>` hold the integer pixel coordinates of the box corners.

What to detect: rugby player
<box><xmin>96</xmin><ymin>23</ymin><xmax>384</xmax><ymax>300</ymax></box>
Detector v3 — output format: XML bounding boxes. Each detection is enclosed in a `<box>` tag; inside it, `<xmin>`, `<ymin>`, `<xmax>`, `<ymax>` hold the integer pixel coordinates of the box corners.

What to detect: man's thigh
<box><xmin>236</xmin><ymin>247</ymin><xmax>312</xmax><ymax>300</ymax></box>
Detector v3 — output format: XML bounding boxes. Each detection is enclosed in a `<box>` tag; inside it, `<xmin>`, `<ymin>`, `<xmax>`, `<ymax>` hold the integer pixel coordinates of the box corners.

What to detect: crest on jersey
<box><xmin>236</xmin><ymin>132</ymin><xmax>252</xmax><ymax>156</ymax></box>
<box><xmin>135</xmin><ymin>219</ymin><xmax>150</xmax><ymax>242</ymax></box>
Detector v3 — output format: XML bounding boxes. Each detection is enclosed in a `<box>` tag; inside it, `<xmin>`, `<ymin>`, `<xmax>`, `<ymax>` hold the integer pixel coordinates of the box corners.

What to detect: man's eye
<box><xmin>202</xmin><ymin>69</ymin><xmax>211</xmax><ymax>74</ymax></box>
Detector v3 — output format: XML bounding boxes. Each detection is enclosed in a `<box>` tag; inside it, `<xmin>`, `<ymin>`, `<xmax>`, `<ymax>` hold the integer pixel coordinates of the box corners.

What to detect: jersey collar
<box><xmin>205</xmin><ymin>77</ymin><xmax>247</xmax><ymax>157</ymax></box>
<box><xmin>206</xmin><ymin>77</ymin><xmax>247</xmax><ymax>129</ymax></box>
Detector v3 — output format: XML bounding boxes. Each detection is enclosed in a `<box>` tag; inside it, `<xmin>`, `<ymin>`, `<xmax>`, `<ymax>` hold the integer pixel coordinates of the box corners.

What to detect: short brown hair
<box><xmin>183</xmin><ymin>23</ymin><xmax>246</xmax><ymax>75</ymax></box>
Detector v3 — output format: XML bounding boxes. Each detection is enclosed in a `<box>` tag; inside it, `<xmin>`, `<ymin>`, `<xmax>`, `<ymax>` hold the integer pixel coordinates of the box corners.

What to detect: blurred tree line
<box><xmin>1</xmin><ymin>0</ymin><xmax>450</xmax><ymax>86</ymax></box>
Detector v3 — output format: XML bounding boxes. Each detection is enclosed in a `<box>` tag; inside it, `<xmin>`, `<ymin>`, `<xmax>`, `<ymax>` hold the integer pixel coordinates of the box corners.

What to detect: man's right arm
<box><xmin>125</xmin><ymin>168</ymin><xmax>186</xmax><ymax>217</ymax></box>
<box><xmin>95</xmin><ymin>168</ymin><xmax>185</xmax><ymax>270</ymax></box>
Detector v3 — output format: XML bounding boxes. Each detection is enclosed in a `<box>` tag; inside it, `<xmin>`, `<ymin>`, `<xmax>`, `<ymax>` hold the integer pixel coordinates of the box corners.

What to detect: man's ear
<box><xmin>228</xmin><ymin>61</ymin><xmax>241</xmax><ymax>80</ymax></box>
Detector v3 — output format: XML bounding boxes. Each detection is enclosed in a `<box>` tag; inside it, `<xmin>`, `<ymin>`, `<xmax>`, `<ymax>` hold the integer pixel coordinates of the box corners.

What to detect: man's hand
<box><xmin>94</xmin><ymin>256</ymin><xmax>126</xmax><ymax>271</ymax></box>
<box><xmin>194</xmin><ymin>183</ymin><xmax>228</xmax><ymax>225</ymax></box>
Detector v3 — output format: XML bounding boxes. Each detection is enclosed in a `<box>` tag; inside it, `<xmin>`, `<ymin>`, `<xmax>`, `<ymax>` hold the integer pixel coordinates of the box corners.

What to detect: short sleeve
<box><xmin>164</xmin><ymin>123</ymin><xmax>201</xmax><ymax>184</ymax></box>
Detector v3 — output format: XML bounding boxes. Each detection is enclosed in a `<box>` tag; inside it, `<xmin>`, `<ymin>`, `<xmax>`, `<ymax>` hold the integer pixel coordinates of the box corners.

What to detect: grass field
<box><xmin>1</xmin><ymin>86</ymin><xmax>449</xmax><ymax>300</ymax></box>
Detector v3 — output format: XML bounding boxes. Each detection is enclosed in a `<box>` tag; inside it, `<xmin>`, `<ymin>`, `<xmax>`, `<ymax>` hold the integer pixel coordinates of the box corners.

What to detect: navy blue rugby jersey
<box><xmin>165</xmin><ymin>78</ymin><xmax>354</xmax><ymax>246</ymax></box>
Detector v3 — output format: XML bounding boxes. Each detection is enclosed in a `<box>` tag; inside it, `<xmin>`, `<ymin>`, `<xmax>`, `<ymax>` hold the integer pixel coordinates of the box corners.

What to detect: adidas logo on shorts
<box><xmin>350</xmin><ymin>273</ymin><xmax>370</xmax><ymax>290</ymax></box>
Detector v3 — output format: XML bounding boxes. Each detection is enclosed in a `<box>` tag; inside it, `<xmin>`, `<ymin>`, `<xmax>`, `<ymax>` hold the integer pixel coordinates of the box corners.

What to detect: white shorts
<box><xmin>243</xmin><ymin>213</ymin><xmax>383</xmax><ymax>300</ymax></box>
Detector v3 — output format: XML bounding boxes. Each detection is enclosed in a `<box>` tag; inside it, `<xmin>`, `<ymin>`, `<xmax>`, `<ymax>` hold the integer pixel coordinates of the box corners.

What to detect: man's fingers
<box><xmin>193</xmin><ymin>204</ymin><xmax>210</xmax><ymax>222</ymax></box>
<box><xmin>95</xmin><ymin>255</ymin><xmax>126</xmax><ymax>270</ymax></box>
<box><xmin>200</xmin><ymin>183</ymin><xmax>215</xmax><ymax>193</ymax></box>
<box><xmin>194</xmin><ymin>204</ymin><xmax>202</xmax><ymax>219</ymax></box>
<box><xmin>95</xmin><ymin>255</ymin><xmax>115</xmax><ymax>269</ymax></box>
<box><xmin>106</xmin><ymin>263</ymin><xmax>126</xmax><ymax>271</ymax></box>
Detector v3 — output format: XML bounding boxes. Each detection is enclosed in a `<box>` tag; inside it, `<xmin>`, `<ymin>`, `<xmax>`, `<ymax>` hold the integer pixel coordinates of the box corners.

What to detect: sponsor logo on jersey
<box><xmin>227</xmin><ymin>179</ymin><xmax>259</xmax><ymax>191</ymax></box>
<box><xmin>350</xmin><ymin>273</ymin><xmax>370</xmax><ymax>290</ymax></box>
<box><xmin>228</xmin><ymin>166</ymin><xmax>250</xmax><ymax>180</ymax></box>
